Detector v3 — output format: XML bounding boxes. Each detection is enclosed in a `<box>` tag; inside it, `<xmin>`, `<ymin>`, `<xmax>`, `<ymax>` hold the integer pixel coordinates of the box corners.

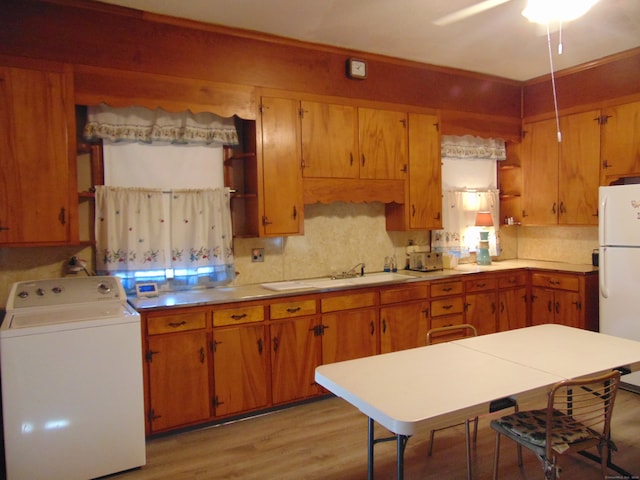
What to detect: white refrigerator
<box><xmin>599</xmin><ymin>184</ymin><xmax>640</xmax><ymax>391</ymax></box>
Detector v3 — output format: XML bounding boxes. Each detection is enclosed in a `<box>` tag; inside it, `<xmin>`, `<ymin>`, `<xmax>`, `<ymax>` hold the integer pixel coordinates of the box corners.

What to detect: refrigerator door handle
<box><xmin>599</xmin><ymin>246</ymin><xmax>609</xmax><ymax>299</ymax></box>
<box><xmin>599</xmin><ymin>194</ymin><xmax>607</xmax><ymax>246</ymax></box>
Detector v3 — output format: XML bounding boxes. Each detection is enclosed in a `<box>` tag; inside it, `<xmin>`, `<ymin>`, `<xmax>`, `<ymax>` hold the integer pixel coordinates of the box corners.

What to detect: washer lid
<box><xmin>1</xmin><ymin>302</ymin><xmax>139</xmax><ymax>337</ymax></box>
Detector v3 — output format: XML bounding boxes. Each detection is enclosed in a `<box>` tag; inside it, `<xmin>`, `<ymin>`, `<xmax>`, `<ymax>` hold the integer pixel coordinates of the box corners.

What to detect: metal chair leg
<box><xmin>493</xmin><ymin>432</ymin><xmax>501</xmax><ymax>480</ymax></box>
<box><xmin>428</xmin><ymin>428</ymin><xmax>436</xmax><ymax>456</ymax></box>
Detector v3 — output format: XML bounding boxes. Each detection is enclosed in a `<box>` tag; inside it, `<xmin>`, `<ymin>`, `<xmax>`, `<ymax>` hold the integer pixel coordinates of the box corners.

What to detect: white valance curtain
<box><xmin>95</xmin><ymin>186</ymin><xmax>234</xmax><ymax>284</ymax></box>
<box><xmin>441</xmin><ymin>135</ymin><xmax>506</xmax><ymax>161</ymax></box>
<box><xmin>84</xmin><ymin>104</ymin><xmax>239</xmax><ymax>145</ymax></box>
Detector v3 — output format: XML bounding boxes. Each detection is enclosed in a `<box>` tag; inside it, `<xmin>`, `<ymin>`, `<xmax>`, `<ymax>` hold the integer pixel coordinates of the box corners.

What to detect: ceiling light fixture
<box><xmin>521</xmin><ymin>0</ymin><xmax>600</xmax><ymax>24</ymax></box>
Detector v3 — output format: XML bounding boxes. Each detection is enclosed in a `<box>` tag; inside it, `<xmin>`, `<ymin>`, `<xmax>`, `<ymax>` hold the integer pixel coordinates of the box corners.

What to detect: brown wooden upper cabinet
<box><xmin>259</xmin><ymin>96</ymin><xmax>304</xmax><ymax>236</ymax></box>
<box><xmin>301</xmin><ymin>101</ymin><xmax>408</xmax><ymax>181</ymax></box>
<box><xmin>358</xmin><ymin>107</ymin><xmax>408</xmax><ymax>180</ymax></box>
<box><xmin>300</xmin><ymin>101</ymin><xmax>359</xmax><ymax>178</ymax></box>
<box><xmin>0</xmin><ymin>59</ymin><xmax>77</xmax><ymax>246</ymax></box>
<box><xmin>600</xmin><ymin>101</ymin><xmax>640</xmax><ymax>185</ymax></box>
<box><xmin>521</xmin><ymin>111</ymin><xmax>600</xmax><ymax>226</ymax></box>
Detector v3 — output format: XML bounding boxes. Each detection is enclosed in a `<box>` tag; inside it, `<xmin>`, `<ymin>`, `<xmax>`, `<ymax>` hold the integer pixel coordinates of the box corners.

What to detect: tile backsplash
<box><xmin>0</xmin><ymin>203</ymin><xmax>598</xmax><ymax>307</ymax></box>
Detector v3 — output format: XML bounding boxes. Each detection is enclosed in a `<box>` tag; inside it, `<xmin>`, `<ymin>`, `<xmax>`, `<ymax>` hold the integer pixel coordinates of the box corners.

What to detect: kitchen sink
<box><xmin>261</xmin><ymin>272</ymin><xmax>415</xmax><ymax>291</ymax></box>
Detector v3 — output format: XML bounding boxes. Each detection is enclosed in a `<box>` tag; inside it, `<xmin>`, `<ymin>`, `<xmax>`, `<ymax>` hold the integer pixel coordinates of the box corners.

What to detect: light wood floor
<box><xmin>109</xmin><ymin>390</ymin><xmax>640</xmax><ymax>480</ymax></box>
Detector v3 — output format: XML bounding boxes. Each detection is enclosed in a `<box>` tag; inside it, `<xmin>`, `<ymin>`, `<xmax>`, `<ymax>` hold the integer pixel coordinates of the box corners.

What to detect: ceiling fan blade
<box><xmin>433</xmin><ymin>0</ymin><xmax>512</xmax><ymax>26</ymax></box>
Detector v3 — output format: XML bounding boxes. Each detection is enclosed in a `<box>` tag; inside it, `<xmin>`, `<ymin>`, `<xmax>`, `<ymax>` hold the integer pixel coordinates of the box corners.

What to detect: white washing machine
<box><xmin>1</xmin><ymin>276</ymin><xmax>146</xmax><ymax>480</ymax></box>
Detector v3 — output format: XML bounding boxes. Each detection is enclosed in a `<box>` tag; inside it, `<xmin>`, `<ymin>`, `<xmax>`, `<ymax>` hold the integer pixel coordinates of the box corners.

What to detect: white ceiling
<box><xmin>95</xmin><ymin>0</ymin><xmax>640</xmax><ymax>81</ymax></box>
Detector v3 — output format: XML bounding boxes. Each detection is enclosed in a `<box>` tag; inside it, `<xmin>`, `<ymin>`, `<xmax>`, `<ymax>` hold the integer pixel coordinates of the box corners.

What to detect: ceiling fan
<box><xmin>433</xmin><ymin>0</ymin><xmax>601</xmax><ymax>27</ymax></box>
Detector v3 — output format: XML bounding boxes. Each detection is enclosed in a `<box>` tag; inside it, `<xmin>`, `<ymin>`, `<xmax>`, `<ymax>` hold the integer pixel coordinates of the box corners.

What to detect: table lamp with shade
<box><xmin>475</xmin><ymin>211</ymin><xmax>493</xmax><ymax>265</ymax></box>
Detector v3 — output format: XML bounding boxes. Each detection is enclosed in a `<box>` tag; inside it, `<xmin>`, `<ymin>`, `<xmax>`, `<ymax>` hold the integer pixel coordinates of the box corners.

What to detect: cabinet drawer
<box><xmin>465</xmin><ymin>277</ymin><xmax>497</xmax><ymax>293</ymax></box>
<box><xmin>213</xmin><ymin>305</ymin><xmax>264</xmax><ymax>326</ymax></box>
<box><xmin>270</xmin><ymin>299</ymin><xmax>317</xmax><ymax>319</ymax></box>
<box><xmin>498</xmin><ymin>271</ymin><xmax>528</xmax><ymax>288</ymax></box>
<box><xmin>147</xmin><ymin>311</ymin><xmax>207</xmax><ymax>335</ymax></box>
<box><xmin>431</xmin><ymin>280</ymin><xmax>463</xmax><ymax>297</ymax></box>
<box><xmin>531</xmin><ymin>272</ymin><xmax>580</xmax><ymax>292</ymax></box>
<box><xmin>380</xmin><ymin>283</ymin><xmax>429</xmax><ymax>304</ymax></box>
<box><xmin>428</xmin><ymin>315</ymin><xmax>466</xmax><ymax>344</ymax></box>
<box><xmin>431</xmin><ymin>297</ymin><xmax>464</xmax><ymax>317</ymax></box>
<box><xmin>321</xmin><ymin>291</ymin><xmax>377</xmax><ymax>313</ymax></box>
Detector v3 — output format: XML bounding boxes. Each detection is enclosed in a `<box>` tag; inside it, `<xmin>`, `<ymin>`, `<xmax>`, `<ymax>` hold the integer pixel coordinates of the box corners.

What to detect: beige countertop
<box><xmin>129</xmin><ymin>259</ymin><xmax>598</xmax><ymax>311</ymax></box>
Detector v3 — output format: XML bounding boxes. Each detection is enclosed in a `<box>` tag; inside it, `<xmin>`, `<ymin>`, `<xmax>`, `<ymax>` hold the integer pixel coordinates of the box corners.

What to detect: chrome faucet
<box><xmin>333</xmin><ymin>262</ymin><xmax>365</xmax><ymax>279</ymax></box>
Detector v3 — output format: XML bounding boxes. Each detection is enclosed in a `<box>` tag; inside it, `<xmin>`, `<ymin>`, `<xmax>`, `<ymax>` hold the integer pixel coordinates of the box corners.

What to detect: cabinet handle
<box><xmin>401</xmin><ymin>164</ymin><xmax>407</xmax><ymax>173</ymax></box>
<box><xmin>555</xmin><ymin>302</ymin><xmax>560</xmax><ymax>314</ymax></box>
<box><xmin>500</xmin><ymin>301</ymin><xmax>505</xmax><ymax>313</ymax></box>
<box><xmin>491</xmin><ymin>302</ymin><xmax>496</xmax><ymax>314</ymax></box>
<box><xmin>262</xmin><ymin>216</ymin><xmax>273</xmax><ymax>226</ymax></box>
<box><xmin>58</xmin><ymin>207</ymin><xmax>66</xmax><ymax>225</ymax></box>
<box><xmin>475</xmin><ymin>282</ymin><xmax>486</xmax><ymax>288</ymax></box>
<box><xmin>168</xmin><ymin>321</ymin><xmax>187</xmax><ymax>328</ymax></box>
<box><xmin>552</xmin><ymin>202</ymin><xmax>557</xmax><ymax>214</ymax></box>
<box><xmin>412</xmin><ymin>204</ymin><xmax>416</xmax><ymax>217</ymax></box>
<box><xmin>361</xmin><ymin>153</ymin><xmax>366</xmax><ymax>167</ymax></box>
<box><xmin>231</xmin><ymin>313</ymin><xmax>247</xmax><ymax>320</ymax></box>
<box><xmin>547</xmin><ymin>300</ymin><xmax>553</xmax><ymax>312</ymax></box>
<box><xmin>273</xmin><ymin>336</ymin><xmax>280</xmax><ymax>352</ymax></box>
<box><xmin>199</xmin><ymin>346</ymin><xmax>206</xmax><ymax>363</ymax></box>
<box><xmin>422</xmin><ymin>308</ymin><xmax>429</xmax><ymax>317</ymax></box>
<box><xmin>350</xmin><ymin>152</ymin><xmax>354</xmax><ymax>166</ymax></box>
<box><xmin>572</xmin><ymin>301</ymin><xmax>582</xmax><ymax>310</ymax></box>
<box><xmin>602</xmin><ymin>160</ymin><xmax>613</xmax><ymax>169</ymax></box>
<box><xmin>443</xmin><ymin>304</ymin><xmax>453</xmax><ymax>310</ymax></box>
<box><xmin>0</xmin><ymin>224</ymin><xmax>9</xmax><ymax>231</ymax></box>
<box><xmin>382</xmin><ymin>318</ymin><xmax>387</xmax><ymax>333</ymax></box>
<box><xmin>145</xmin><ymin>350</ymin><xmax>159</xmax><ymax>362</ymax></box>
<box><xmin>292</xmin><ymin>205</ymin><xmax>297</xmax><ymax>220</ymax></box>
<box><xmin>257</xmin><ymin>338</ymin><xmax>263</xmax><ymax>354</ymax></box>
<box><xmin>549</xmin><ymin>280</ymin><xmax>560</xmax><ymax>286</ymax></box>
<box><xmin>442</xmin><ymin>287</ymin><xmax>453</xmax><ymax>292</ymax></box>
<box><xmin>522</xmin><ymin>210</ymin><xmax>528</xmax><ymax>218</ymax></box>
<box><xmin>370</xmin><ymin>321</ymin><xmax>375</xmax><ymax>335</ymax></box>
<box><xmin>286</xmin><ymin>307</ymin><xmax>301</xmax><ymax>313</ymax></box>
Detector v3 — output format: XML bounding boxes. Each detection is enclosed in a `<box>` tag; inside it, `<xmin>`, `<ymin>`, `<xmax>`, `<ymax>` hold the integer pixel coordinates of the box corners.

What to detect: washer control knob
<box><xmin>36</xmin><ymin>288</ymin><xmax>45</xmax><ymax>296</ymax></box>
<box><xmin>18</xmin><ymin>291</ymin><xmax>29</xmax><ymax>298</ymax></box>
<box><xmin>52</xmin><ymin>286</ymin><xmax>63</xmax><ymax>294</ymax></box>
<box><xmin>97</xmin><ymin>282</ymin><xmax>112</xmax><ymax>294</ymax></box>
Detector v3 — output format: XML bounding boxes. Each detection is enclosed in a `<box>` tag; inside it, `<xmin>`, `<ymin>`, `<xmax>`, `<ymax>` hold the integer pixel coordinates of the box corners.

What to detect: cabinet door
<box><xmin>407</xmin><ymin>112</ymin><xmax>442</xmax><ymax>229</ymax></box>
<box><xmin>559</xmin><ymin>110</ymin><xmax>600</xmax><ymax>225</ymax></box>
<box><xmin>380</xmin><ymin>301</ymin><xmax>430</xmax><ymax>353</ymax></box>
<box><xmin>498</xmin><ymin>287</ymin><xmax>528</xmax><ymax>331</ymax></box>
<box><xmin>554</xmin><ymin>290</ymin><xmax>583</xmax><ymax>328</ymax></box>
<box><xmin>530</xmin><ymin>287</ymin><xmax>554</xmax><ymax>326</ymax></box>
<box><xmin>601</xmin><ymin>101</ymin><xmax>640</xmax><ymax>183</ymax></box>
<box><xmin>0</xmin><ymin>64</ymin><xmax>76</xmax><ymax>245</ymax></box>
<box><xmin>321</xmin><ymin>308</ymin><xmax>377</xmax><ymax>363</ymax></box>
<box><xmin>147</xmin><ymin>332</ymin><xmax>211</xmax><ymax>432</ymax></box>
<box><xmin>270</xmin><ymin>317</ymin><xmax>321</xmax><ymax>404</ymax></box>
<box><xmin>212</xmin><ymin>325</ymin><xmax>269</xmax><ymax>416</ymax></box>
<box><xmin>521</xmin><ymin>118</ymin><xmax>559</xmax><ymax>225</ymax></box>
<box><xmin>464</xmin><ymin>292</ymin><xmax>498</xmax><ymax>335</ymax></box>
<box><xmin>301</xmin><ymin>101</ymin><xmax>358</xmax><ymax>178</ymax></box>
<box><xmin>260</xmin><ymin>96</ymin><xmax>303</xmax><ymax>235</ymax></box>
<box><xmin>358</xmin><ymin>107</ymin><xmax>407</xmax><ymax>180</ymax></box>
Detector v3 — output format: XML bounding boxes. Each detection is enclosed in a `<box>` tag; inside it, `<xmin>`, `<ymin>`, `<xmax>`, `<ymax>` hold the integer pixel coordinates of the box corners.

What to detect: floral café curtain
<box><xmin>95</xmin><ymin>186</ymin><xmax>235</xmax><ymax>290</ymax></box>
<box><xmin>432</xmin><ymin>189</ymin><xmax>500</xmax><ymax>258</ymax></box>
<box><xmin>84</xmin><ymin>104</ymin><xmax>239</xmax><ymax>145</ymax></box>
<box><xmin>441</xmin><ymin>134</ymin><xmax>506</xmax><ymax>161</ymax></box>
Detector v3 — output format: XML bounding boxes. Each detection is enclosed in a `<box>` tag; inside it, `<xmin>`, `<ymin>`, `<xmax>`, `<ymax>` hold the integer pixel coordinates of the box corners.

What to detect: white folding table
<box><xmin>315</xmin><ymin>325</ymin><xmax>640</xmax><ymax>479</ymax></box>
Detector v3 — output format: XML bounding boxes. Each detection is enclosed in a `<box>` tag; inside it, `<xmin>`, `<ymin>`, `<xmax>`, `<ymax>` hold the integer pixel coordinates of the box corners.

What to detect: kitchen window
<box><xmin>432</xmin><ymin>135</ymin><xmax>505</xmax><ymax>259</ymax></box>
<box><xmin>85</xmin><ymin>105</ymin><xmax>239</xmax><ymax>292</ymax></box>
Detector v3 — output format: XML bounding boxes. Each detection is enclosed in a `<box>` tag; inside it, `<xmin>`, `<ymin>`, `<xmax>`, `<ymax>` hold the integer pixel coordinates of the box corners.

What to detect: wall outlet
<box><xmin>251</xmin><ymin>248</ymin><xmax>264</xmax><ymax>262</ymax></box>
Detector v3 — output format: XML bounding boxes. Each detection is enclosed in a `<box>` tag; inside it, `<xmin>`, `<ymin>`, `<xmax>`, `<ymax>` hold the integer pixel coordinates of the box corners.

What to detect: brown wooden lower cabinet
<box><xmin>146</xmin><ymin>331</ymin><xmax>212</xmax><ymax>433</ymax></box>
<box><xmin>212</xmin><ymin>325</ymin><xmax>269</xmax><ymax>416</ymax></box>
<box><xmin>270</xmin><ymin>316</ymin><xmax>322</xmax><ymax>405</ymax></box>
<box><xmin>140</xmin><ymin>268</ymin><xmax>597</xmax><ymax>435</ymax></box>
